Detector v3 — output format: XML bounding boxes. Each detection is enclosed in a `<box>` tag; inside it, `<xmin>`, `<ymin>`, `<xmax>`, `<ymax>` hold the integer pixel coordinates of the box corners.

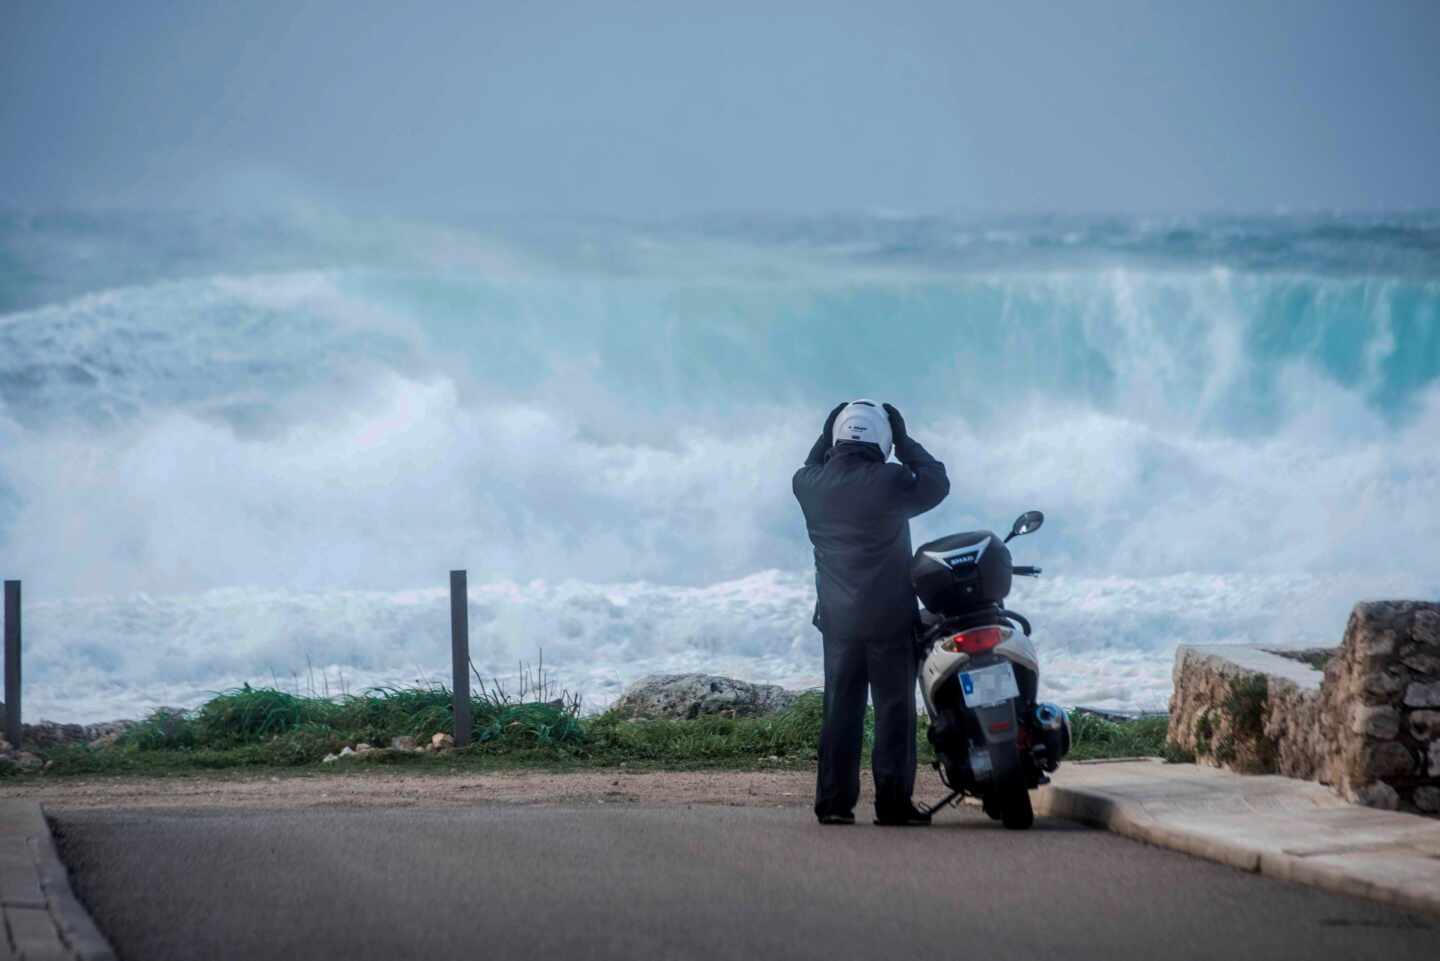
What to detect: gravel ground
<box><xmin>5</xmin><ymin>766</ymin><xmax>908</xmax><ymax>811</ymax></box>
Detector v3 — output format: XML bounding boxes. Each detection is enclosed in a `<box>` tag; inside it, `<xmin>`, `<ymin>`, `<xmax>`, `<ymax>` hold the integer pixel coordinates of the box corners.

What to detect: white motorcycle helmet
<box><xmin>832</xmin><ymin>399</ymin><xmax>893</xmax><ymax>459</ymax></box>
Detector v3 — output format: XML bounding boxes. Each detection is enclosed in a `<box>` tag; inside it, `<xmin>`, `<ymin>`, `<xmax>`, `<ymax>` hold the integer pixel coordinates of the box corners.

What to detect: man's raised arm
<box><xmin>884</xmin><ymin>403</ymin><xmax>949</xmax><ymax>517</ymax></box>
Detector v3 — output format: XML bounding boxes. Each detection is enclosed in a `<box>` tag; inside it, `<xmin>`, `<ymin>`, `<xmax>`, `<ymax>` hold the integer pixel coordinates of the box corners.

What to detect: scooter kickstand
<box><xmin>920</xmin><ymin>789</ymin><xmax>962</xmax><ymax>817</ymax></box>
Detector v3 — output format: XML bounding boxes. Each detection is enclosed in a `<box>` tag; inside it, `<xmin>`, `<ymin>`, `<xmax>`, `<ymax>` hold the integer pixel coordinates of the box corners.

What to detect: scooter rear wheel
<box><xmin>999</xmin><ymin>782</ymin><xmax>1034</xmax><ymax>830</ymax></box>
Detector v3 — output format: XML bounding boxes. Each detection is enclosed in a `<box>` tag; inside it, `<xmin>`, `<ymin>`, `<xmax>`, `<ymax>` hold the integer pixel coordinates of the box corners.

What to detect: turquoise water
<box><xmin>1</xmin><ymin>211</ymin><xmax>1436</xmax><ymax>719</ymax></box>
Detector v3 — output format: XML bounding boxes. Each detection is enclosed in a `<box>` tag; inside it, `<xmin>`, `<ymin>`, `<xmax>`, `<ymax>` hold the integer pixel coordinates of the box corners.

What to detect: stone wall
<box><xmin>1169</xmin><ymin>646</ymin><xmax>1325</xmax><ymax>777</ymax></box>
<box><xmin>1168</xmin><ymin>601</ymin><xmax>1440</xmax><ymax>814</ymax></box>
<box><xmin>1317</xmin><ymin>602</ymin><xmax>1440</xmax><ymax>812</ymax></box>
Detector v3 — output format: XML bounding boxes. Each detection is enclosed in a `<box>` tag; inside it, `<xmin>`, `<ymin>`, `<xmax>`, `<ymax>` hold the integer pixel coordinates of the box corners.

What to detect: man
<box><xmin>793</xmin><ymin>399</ymin><xmax>950</xmax><ymax>826</ymax></box>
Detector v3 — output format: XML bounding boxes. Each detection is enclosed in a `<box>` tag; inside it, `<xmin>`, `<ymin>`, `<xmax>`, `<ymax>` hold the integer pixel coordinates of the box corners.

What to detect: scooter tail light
<box><xmin>940</xmin><ymin>625</ymin><xmax>1011</xmax><ymax>655</ymax></box>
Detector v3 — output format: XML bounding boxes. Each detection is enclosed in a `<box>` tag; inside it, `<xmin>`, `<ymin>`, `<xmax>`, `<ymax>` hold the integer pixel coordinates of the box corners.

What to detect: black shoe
<box><xmin>873</xmin><ymin>802</ymin><xmax>932</xmax><ymax>827</ymax></box>
<box><xmin>817</xmin><ymin>812</ymin><xmax>856</xmax><ymax>825</ymax></box>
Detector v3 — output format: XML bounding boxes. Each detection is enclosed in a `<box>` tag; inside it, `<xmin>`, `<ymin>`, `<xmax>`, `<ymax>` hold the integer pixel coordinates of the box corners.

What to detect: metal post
<box><xmin>4</xmin><ymin>581</ymin><xmax>19</xmax><ymax>749</ymax></box>
<box><xmin>450</xmin><ymin>570</ymin><xmax>471</xmax><ymax>747</ymax></box>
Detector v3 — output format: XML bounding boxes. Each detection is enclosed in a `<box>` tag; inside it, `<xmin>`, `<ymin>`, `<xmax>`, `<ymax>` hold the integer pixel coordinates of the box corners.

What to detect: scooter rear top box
<box><xmin>912</xmin><ymin>530</ymin><xmax>1012</xmax><ymax>614</ymax></box>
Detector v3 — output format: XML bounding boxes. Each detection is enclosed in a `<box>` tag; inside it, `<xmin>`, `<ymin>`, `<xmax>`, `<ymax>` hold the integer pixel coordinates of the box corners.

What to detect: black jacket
<box><xmin>793</xmin><ymin>435</ymin><xmax>950</xmax><ymax>640</ymax></box>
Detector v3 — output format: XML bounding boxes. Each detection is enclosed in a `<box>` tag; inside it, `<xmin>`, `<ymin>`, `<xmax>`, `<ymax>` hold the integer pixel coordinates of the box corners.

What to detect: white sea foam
<box><xmin>22</xmin><ymin>568</ymin><xmax>1420</xmax><ymax>723</ymax></box>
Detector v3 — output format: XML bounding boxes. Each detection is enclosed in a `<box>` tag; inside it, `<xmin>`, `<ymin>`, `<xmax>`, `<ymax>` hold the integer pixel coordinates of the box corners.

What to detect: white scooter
<box><xmin>910</xmin><ymin>510</ymin><xmax>1070</xmax><ymax>829</ymax></box>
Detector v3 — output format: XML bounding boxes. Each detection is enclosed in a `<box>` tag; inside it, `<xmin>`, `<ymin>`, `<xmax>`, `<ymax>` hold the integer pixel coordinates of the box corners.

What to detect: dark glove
<box><xmin>805</xmin><ymin>402</ymin><xmax>849</xmax><ymax>466</ymax></box>
<box><xmin>883</xmin><ymin>403</ymin><xmax>909</xmax><ymax>449</ymax></box>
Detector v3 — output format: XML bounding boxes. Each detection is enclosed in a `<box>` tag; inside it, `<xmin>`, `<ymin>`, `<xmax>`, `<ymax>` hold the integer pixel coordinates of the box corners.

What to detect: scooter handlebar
<box><xmin>1012</xmin><ymin>566</ymin><xmax>1042</xmax><ymax>577</ymax></box>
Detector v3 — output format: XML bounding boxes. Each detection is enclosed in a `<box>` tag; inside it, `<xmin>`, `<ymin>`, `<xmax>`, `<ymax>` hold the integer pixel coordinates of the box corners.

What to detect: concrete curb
<box><xmin>1033</xmin><ymin>762</ymin><xmax>1440</xmax><ymax>919</ymax></box>
<box><xmin>0</xmin><ymin>799</ymin><xmax>116</xmax><ymax>960</ymax></box>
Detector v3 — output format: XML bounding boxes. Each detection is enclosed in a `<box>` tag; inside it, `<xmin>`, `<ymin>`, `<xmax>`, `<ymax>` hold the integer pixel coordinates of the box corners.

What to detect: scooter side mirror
<box><xmin>1006</xmin><ymin>510</ymin><xmax>1044</xmax><ymax>542</ymax></box>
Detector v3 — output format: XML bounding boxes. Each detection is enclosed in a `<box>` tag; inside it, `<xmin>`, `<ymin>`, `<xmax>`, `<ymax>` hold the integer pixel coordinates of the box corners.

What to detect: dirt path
<box><xmin>4</xmin><ymin>766</ymin><xmax>953</xmax><ymax>811</ymax></box>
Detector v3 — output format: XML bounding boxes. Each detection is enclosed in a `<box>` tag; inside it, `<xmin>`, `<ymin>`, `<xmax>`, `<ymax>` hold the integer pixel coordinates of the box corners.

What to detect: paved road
<box><xmin>54</xmin><ymin>803</ymin><xmax>1435</xmax><ymax>961</ymax></box>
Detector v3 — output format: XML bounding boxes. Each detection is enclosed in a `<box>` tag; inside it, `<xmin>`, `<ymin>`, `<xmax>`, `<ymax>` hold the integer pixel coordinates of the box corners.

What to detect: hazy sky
<box><xmin>3</xmin><ymin>0</ymin><xmax>1438</xmax><ymax>216</ymax></box>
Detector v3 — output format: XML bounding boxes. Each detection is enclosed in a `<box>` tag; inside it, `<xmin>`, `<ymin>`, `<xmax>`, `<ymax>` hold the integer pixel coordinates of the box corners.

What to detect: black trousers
<box><xmin>814</xmin><ymin>631</ymin><xmax>918</xmax><ymax>817</ymax></box>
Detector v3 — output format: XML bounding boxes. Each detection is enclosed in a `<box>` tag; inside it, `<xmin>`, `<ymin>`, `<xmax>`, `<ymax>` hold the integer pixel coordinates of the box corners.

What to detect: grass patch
<box><xmin>1193</xmin><ymin>711</ymin><xmax>1214</xmax><ymax>756</ymax></box>
<box><xmin>33</xmin><ymin>685</ymin><xmax>816</xmax><ymax>776</ymax></box>
<box><xmin>33</xmin><ymin>681</ymin><xmax>586</xmax><ymax>776</ymax></box>
<box><xmin>578</xmin><ymin>692</ymin><xmax>826</xmax><ymax>766</ymax></box>
<box><xmin>18</xmin><ymin>682</ymin><xmax>1173</xmax><ymax>778</ymax></box>
<box><xmin>1066</xmin><ymin>711</ymin><xmax>1169</xmax><ymax>761</ymax></box>
<box><xmin>1223</xmin><ymin>676</ymin><xmax>1269</xmax><ymax>742</ymax></box>
<box><xmin>1220</xmin><ymin>674</ymin><xmax>1276</xmax><ymax>773</ymax></box>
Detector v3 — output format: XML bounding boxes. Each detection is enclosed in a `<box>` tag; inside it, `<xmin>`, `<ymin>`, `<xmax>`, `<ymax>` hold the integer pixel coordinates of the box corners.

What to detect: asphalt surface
<box><xmin>54</xmin><ymin>803</ymin><xmax>1436</xmax><ymax>961</ymax></box>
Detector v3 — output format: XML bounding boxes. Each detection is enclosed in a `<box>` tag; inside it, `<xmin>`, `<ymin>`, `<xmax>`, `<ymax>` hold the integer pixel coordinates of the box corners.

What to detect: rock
<box><xmin>1357</xmin><ymin>628</ymin><xmax>1397</xmax><ymax>659</ymax></box>
<box><xmin>1364</xmin><ymin>669</ymin><xmax>1407</xmax><ymax>700</ymax></box>
<box><xmin>1400</xmin><ymin>650</ymin><xmax>1440</xmax><ymax>675</ymax></box>
<box><xmin>1414</xmin><ymin>609</ymin><xmax>1440</xmax><ymax>646</ymax></box>
<box><xmin>1350</xmin><ymin>602</ymin><xmax>1415</xmax><ymax>654</ymax></box>
<box><xmin>1409</xmin><ymin>710</ymin><xmax>1440</xmax><ymax>741</ymax></box>
<box><xmin>353</xmin><ymin>743</ymin><xmax>374</xmax><ymax>754</ymax></box>
<box><xmin>612</xmin><ymin>673</ymin><xmax>803</xmax><ymax>720</ymax></box>
<box><xmin>390</xmin><ymin>736</ymin><xmax>418</xmax><ymax>752</ymax></box>
<box><xmin>15</xmin><ymin>721</ymin><xmax>88</xmax><ymax>750</ymax></box>
<box><xmin>1355</xmin><ymin>781</ymin><xmax>1400</xmax><ymax>810</ymax></box>
<box><xmin>1363</xmin><ymin>741</ymin><xmax>1415</xmax><ymax>779</ymax></box>
<box><xmin>339</xmin><ymin>746</ymin><xmax>355</xmax><ymax>757</ymax></box>
<box><xmin>0</xmin><ymin>709</ymin><xmax>141</xmax><ymax>752</ymax></box>
<box><xmin>321</xmin><ymin>753</ymin><xmax>340</xmax><ymax>763</ymax></box>
<box><xmin>430</xmin><ymin>732</ymin><xmax>455</xmax><ymax>751</ymax></box>
<box><xmin>1404</xmin><ymin>681</ymin><xmax>1440</xmax><ymax>708</ymax></box>
<box><xmin>14</xmin><ymin>751</ymin><xmax>43</xmax><ymax>771</ymax></box>
<box><xmin>84</xmin><ymin>719</ymin><xmax>137</xmax><ymax>743</ymax></box>
<box><xmin>1348</xmin><ymin>705</ymin><xmax>1399</xmax><ymax>739</ymax></box>
<box><xmin>1414</xmin><ymin>786</ymin><xmax>1440</xmax><ymax>813</ymax></box>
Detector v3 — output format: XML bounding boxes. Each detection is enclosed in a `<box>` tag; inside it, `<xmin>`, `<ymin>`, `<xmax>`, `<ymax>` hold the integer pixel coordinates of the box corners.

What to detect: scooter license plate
<box><xmin>959</xmin><ymin>664</ymin><xmax>1019</xmax><ymax>707</ymax></box>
